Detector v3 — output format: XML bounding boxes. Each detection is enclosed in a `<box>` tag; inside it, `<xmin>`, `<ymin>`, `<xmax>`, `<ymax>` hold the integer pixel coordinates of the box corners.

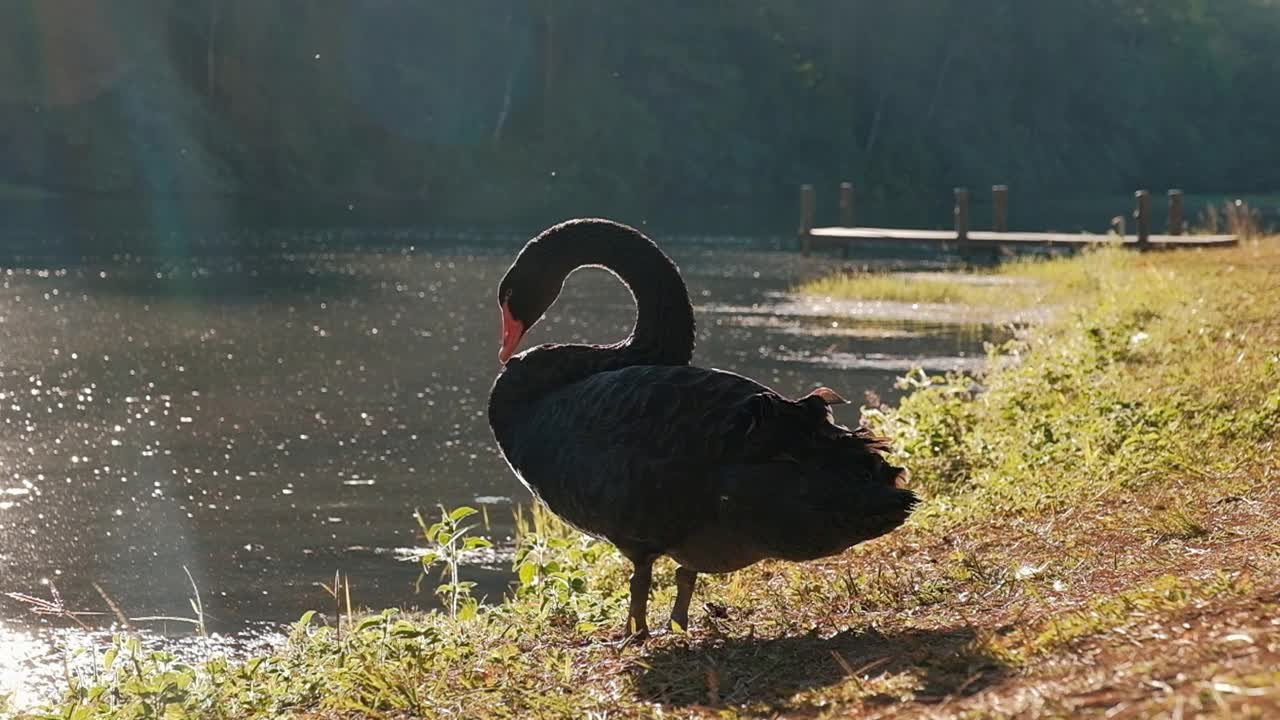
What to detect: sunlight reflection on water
<box><xmin>0</xmin><ymin>624</ymin><xmax>48</xmax><ymax>709</ymax></box>
<box><xmin>0</xmin><ymin>620</ymin><xmax>288</xmax><ymax>708</ymax></box>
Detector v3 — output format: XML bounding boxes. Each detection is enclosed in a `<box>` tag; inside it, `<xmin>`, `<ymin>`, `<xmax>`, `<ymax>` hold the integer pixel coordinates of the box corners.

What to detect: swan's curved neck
<box><xmin>546</xmin><ymin>224</ymin><xmax>695</xmax><ymax>367</ymax></box>
<box><xmin>489</xmin><ymin>224</ymin><xmax>695</xmax><ymax>429</ymax></box>
<box><xmin>599</xmin><ymin>243</ymin><xmax>694</xmax><ymax>366</ymax></box>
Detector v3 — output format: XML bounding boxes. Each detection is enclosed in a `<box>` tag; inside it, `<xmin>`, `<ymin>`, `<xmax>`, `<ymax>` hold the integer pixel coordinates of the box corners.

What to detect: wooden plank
<box><xmin>812</xmin><ymin>227</ymin><xmax>957</xmax><ymax>240</ymax></box>
<box><xmin>808</xmin><ymin>226</ymin><xmax>1236</xmax><ymax>248</ymax></box>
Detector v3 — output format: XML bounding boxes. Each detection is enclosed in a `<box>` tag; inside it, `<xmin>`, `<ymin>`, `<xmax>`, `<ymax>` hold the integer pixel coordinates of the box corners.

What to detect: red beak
<box><xmin>498</xmin><ymin>302</ymin><xmax>526</xmax><ymax>364</ymax></box>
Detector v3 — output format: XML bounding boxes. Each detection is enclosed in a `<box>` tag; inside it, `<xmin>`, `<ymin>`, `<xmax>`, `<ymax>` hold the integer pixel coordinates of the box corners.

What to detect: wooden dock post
<box><xmin>799</xmin><ymin>184</ymin><xmax>815</xmax><ymax>255</ymax></box>
<box><xmin>1134</xmin><ymin>189</ymin><xmax>1151</xmax><ymax>246</ymax></box>
<box><xmin>1167</xmin><ymin>189</ymin><xmax>1184</xmax><ymax>236</ymax></box>
<box><xmin>993</xmin><ymin>185</ymin><xmax>1008</xmax><ymax>232</ymax></box>
<box><xmin>954</xmin><ymin>187</ymin><xmax>970</xmax><ymax>241</ymax></box>
<box><xmin>838</xmin><ymin>182</ymin><xmax>855</xmax><ymax>227</ymax></box>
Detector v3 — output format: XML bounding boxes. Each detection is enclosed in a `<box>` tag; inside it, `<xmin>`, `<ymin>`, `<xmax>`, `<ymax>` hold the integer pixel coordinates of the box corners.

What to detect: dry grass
<box><xmin>1196</xmin><ymin>199</ymin><xmax>1266</xmax><ymax>240</ymax></box>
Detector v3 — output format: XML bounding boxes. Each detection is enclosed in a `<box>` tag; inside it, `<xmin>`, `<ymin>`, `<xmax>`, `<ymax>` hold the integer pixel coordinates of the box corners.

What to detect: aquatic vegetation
<box><xmin>9</xmin><ymin>238</ymin><xmax>1280</xmax><ymax>719</ymax></box>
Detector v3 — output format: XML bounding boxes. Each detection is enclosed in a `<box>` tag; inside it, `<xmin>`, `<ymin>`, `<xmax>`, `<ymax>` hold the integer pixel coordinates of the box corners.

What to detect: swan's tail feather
<box><xmin>715</xmin><ymin>387</ymin><xmax>915</xmax><ymax>560</ymax></box>
<box><xmin>715</xmin><ymin>463</ymin><xmax>917</xmax><ymax>562</ymax></box>
<box><xmin>738</xmin><ymin>389</ymin><xmax>907</xmax><ymax>483</ymax></box>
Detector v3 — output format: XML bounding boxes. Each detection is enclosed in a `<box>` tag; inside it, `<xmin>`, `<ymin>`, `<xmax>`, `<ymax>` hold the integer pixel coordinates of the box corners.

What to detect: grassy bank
<box><xmin>797</xmin><ymin>251</ymin><xmax>1116</xmax><ymax>309</ymax></box>
<box><xmin>9</xmin><ymin>241</ymin><xmax>1280</xmax><ymax>719</ymax></box>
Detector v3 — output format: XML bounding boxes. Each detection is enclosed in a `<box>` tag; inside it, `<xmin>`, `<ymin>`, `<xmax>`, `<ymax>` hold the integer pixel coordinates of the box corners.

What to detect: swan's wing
<box><xmin>511</xmin><ymin>364</ymin><xmax>893</xmax><ymax>477</ymax></box>
<box><xmin>501</xmin><ymin>365</ymin><xmax>760</xmax><ymax>548</ymax></box>
<box><xmin>501</xmin><ymin>365</ymin><xmax>896</xmax><ymax>550</ymax></box>
<box><xmin>514</xmin><ymin>366</ymin><xmax>763</xmax><ymax>464</ymax></box>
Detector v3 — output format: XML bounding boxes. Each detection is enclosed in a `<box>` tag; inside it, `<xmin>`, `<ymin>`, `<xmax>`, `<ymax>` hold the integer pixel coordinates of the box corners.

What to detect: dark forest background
<box><xmin>2</xmin><ymin>0</ymin><xmax>1278</xmax><ymax>240</ymax></box>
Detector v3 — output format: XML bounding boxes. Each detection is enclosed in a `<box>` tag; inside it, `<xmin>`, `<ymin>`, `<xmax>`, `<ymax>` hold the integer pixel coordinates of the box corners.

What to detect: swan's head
<box><xmin>495</xmin><ymin>238</ymin><xmax>567</xmax><ymax>364</ymax></box>
<box><xmin>495</xmin><ymin>218</ymin><xmax>655</xmax><ymax>364</ymax></box>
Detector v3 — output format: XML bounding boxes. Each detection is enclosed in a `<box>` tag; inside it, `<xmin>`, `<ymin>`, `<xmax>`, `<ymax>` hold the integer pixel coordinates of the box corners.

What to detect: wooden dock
<box><xmin>808</xmin><ymin>226</ymin><xmax>1237</xmax><ymax>248</ymax></box>
<box><xmin>798</xmin><ymin>183</ymin><xmax>1238</xmax><ymax>255</ymax></box>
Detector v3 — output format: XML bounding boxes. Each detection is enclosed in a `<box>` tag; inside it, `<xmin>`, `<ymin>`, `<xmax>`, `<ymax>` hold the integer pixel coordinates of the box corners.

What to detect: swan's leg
<box><xmin>670</xmin><ymin>566</ymin><xmax>697</xmax><ymax>632</ymax></box>
<box><xmin>626</xmin><ymin>561</ymin><xmax>653</xmax><ymax>639</ymax></box>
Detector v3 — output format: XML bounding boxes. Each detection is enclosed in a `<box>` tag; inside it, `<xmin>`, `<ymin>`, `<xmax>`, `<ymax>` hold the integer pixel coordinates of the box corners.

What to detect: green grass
<box><xmin>862</xmin><ymin>242</ymin><xmax>1280</xmax><ymax>528</ymax></box>
<box><xmin>797</xmin><ymin>250</ymin><xmax>1110</xmax><ymax>309</ymax></box>
<box><xmin>9</xmin><ymin>239</ymin><xmax>1280</xmax><ymax>719</ymax></box>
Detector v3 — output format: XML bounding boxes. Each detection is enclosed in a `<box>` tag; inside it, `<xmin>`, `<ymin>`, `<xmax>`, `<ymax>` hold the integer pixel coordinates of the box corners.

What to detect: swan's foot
<box><xmin>616</xmin><ymin>623</ymin><xmax>650</xmax><ymax>646</ymax></box>
<box><xmin>669</xmin><ymin>566</ymin><xmax>697</xmax><ymax>632</ymax></box>
<box><xmin>622</xmin><ymin>560</ymin><xmax>653</xmax><ymax>644</ymax></box>
<box><xmin>602</xmin><ymin>622</ymin><xmax>649</xmax><ymax>649</ymax></box>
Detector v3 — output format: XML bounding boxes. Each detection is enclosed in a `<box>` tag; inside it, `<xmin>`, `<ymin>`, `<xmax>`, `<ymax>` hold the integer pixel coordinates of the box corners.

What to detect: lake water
<box><xmin>0</xmin><ymin>240</ymin><xmax>1008</xmax><ymax>703</ymax></box>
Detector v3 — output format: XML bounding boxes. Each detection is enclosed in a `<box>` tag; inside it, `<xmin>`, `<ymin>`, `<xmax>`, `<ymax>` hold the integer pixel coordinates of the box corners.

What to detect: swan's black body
<box><xmin>488</xmin><ymin>219</ymin><xmax>915</xmax><ymax>636</ymax></box>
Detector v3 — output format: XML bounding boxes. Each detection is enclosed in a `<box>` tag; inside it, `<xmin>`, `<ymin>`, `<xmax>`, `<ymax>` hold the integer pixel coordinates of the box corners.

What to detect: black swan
<box><xmin>487</xmin><ymin>218</ymin><xmax>916</xmax><ymax>637</ymax></box>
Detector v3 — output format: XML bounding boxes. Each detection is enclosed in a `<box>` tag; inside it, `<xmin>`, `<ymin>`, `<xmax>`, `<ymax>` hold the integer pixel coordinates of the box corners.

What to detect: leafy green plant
<box><xmin>510</xmin><ymin>503</ymin><xmax>627</xmax><ymax>633</ymax></box>
<box><xmin>414</xmin><ymin>505</ymin><xmax>493</xmax><ymax>620</ymax></box>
